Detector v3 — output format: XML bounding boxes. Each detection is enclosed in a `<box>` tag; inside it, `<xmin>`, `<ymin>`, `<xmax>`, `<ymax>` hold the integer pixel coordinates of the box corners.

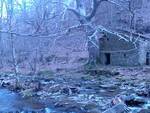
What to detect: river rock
<box><xmin>1</xmin><ymin>78</ymin><xmax>18</xmax><ymax>89</ymax></box>
<box><xmin>19</xmin><ymin>79</ymin><xmax>41</xmax><ymax>91</ymax></box>
<box><xmin>61</xmin><ymin>86</ymin><xmax>79</xmax><ymax>95</ymax></box>
<box><xmin>146</xmin><ymin>84</ymin><xmax>150</xmax><ymax>97</ymax></box>
<box><xmin>86</xmin><ymin>109</ymin><xmax>101</xmax><ymax>113</ymax></box>
<box><xmin>124</xmin><ymin>95</ymin><xmax>146</xmax><ymax>107</ymax></box>
<box><xmin>21</xmin><ymin>88</ymin><xmax>36</xmax><ymax>97</ymax></box>
<box><xmin>136</xmin><ymin>89</ymin><xmax>149</xmax><ymax>97</ymax></box>
<box><xmin>84</xmin><ymin>102</ymin><xmax>98</xmax><ymax>111</ymax></box>
<box><xmin>54</xmin><ymin>100</ymin><xmax>84</xmax><ymax>113</ymax></box>
<box><xmin>46</xmin><ymin>84</ymin><xmax>61</xmax><ymax>94</ymax></box>
<box><xmin>86</xmin><ymin>69</ymin><xmax>120</xmax><ymax>76</ymax></box>
<box><xmin>136</xmin><ymin>84</ymin><xmax>150</xmax><ymax>97</ymax></box>
<box><xmin>102</xmin><ymin>103</ymin><xmax>129</xmax><ymax>113</ymax></box>
<box><xmin>29</xmin><ymin>80</ymin><xmax>41</xmax><ymax>91</ymax></box>
<box><xmin>138</xmin><ymin>109</ymin><xmax>150</xmax><ymax>113</ymax></box>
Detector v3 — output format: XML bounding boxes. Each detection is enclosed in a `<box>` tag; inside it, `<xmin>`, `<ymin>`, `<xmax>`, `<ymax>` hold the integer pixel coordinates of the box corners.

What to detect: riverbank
<box><xmin>0</xmin><ymin>66</ymin><xmax>150</xmax><ymax>113</ymax></box>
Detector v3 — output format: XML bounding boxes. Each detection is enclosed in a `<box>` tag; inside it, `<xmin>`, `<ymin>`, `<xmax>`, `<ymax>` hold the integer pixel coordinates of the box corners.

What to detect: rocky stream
<box><xmin>0</xmin><ymin>67</ymin><xmax>150</xmax><ymax>113</ymax></box>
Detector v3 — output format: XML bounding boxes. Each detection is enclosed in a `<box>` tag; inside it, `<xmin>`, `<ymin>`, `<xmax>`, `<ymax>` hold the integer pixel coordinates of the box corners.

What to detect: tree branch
<box><xmin>0</xmin><ymin>24</ymin><xmax>85</xmax><ymax>39</ymax></box>
<box><xmin>86</xmin><ymin>0</ymin><xmax>107</xmax><ymax>21</ymax></box>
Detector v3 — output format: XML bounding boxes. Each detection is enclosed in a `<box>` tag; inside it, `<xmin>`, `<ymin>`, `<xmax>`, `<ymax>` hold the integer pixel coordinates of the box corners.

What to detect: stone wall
<box><xmin>98</xmin><ymin>35</ymin><xmax>140</xmax><ymax>66</ymax></box>
<box><xmin>138</xmin><ymin>41</ymin><xmax>149</xmax><ymax>65</ymax></box>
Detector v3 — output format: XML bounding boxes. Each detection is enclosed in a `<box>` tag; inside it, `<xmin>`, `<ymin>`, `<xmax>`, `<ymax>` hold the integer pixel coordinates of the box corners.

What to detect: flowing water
<box><xmin>0</xmin><ymin>89</ymin><xmax>55</xmax><ymax>112</ymax></box>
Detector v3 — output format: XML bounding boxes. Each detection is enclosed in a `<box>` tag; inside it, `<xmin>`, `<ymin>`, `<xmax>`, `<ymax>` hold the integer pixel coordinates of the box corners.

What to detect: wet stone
<box><xmin>20</xmin><ymin>89</ymin><xmax>36</xmax><ymax>97</ymax></box>
<box><xmin>86</xmin><ymin>109</ymin><xmax>101</xmax><ymax>113</ymax></box>
<box><xmin>124</xmin><ymin>96</ymin><xmax>146</xmax><ymax>107</ymax></box>
<box><xmin>84</xmin><ymin>102</ymin><xmax>98</xmax><ymax>111</ymax></box>
<box><xmin>138</xmin><ymin>109</ymin><xmax>150</xmax><ymax>113</ymax></box>
<box><xmin>102</xmin><ymin>103</ymin><xmax>129</xmax><ymax>113</ymax></box>
<box><xmin>86</xmin><ymin>69</ymin><xmax>120</xmax><ymax>76</ymax></box>
<box><xmin>136</xmin><ymin>84</ymin><xmax>150</xmax><ymax>98</ymax></box>
<box><xmin>61</xmin><ymin>86</ymin><xmax>79</xmax><ymax>95</ymax></box>
<box><xmin>54</xmin><ymin>100</ymin><xmax>84</xmax><ymax>113</ymax></box>
<box><xmin>136</xmin><ymin>90</ymin><xmax>149</xmax><ymax>97</ymax></box>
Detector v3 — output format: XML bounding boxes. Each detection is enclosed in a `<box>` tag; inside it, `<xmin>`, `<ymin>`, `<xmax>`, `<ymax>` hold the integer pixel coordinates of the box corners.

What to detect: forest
<box><xmin>0</xmin><ymin>0</ymin><xmax>150</xmax><ymax>113</ymax></box>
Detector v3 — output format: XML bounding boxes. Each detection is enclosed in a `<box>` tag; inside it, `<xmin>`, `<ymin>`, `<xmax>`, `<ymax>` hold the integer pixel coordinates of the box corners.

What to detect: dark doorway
<box><xmin>146</xmin><ymin>52</ymin><xmax>150</xmax><ymax>65</ymax></box>
<box><xmin>105</xmin><ymin>53</ymin><xmax>111</xmax><ymax>65</ymax></box>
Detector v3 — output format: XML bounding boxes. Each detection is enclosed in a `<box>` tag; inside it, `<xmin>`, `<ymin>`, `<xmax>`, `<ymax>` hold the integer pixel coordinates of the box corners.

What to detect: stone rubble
<box><xmin>0</xmin><ymin>68</ymin><xmax>149</xmax><ymax>113</ymax></box>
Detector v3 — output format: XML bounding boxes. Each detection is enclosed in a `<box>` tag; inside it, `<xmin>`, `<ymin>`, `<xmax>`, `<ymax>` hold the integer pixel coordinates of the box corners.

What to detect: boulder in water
<box><xmin>138</xmin><ymin>109</ymin><xmax>150</xmax><ymax>113</ymax></box>
<box><xmin>102</xmin><ymin>103</ymin><xmax>129</xmax><ymax>113</ymax></box>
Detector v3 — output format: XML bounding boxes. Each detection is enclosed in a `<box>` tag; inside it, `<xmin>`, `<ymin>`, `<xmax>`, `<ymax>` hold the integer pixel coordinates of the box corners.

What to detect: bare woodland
<box><xmin>0</xmin><ymin>0</ymin><xmax>149</xmax><ymax>73</ymax></box>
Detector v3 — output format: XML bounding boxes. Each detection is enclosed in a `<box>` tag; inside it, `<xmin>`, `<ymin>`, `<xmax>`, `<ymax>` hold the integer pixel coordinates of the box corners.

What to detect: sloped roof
<box><xmin>117</xmin><ymin>29</ymin><xmax>150</xmax><ymax>41</ymax></box>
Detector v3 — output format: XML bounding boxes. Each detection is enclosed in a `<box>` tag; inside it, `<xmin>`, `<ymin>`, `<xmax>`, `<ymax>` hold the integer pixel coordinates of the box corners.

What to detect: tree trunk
<box><xmin>85</xmin><ymin>25</ymin><xmax>99</xmax><ymax>66</ymax></box>
<box><xmin>10</xmin><ymin>34</ymin><xmax>19</xmax><ymax>75</ymax></box>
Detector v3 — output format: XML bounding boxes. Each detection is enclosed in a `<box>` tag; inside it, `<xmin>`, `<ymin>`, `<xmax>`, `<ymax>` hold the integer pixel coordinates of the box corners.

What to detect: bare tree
<box><xmin>0</xmin><ymin>0</ymin><xmax>147</xmax><ymax>73</ymax></box>
<box><xmin>6</xmin><ymin>0</ymin><xmax>19</xmax><ymax>75</ymax></box>
<box><xmin>125</xmin><ymin>0</ymin><xmax>143</xmax><ymax>30</ymax></box>
<box><xmin>60</xmin><ymin>0</ymin><xmax>131</xmax><ymax>65</ymax></box>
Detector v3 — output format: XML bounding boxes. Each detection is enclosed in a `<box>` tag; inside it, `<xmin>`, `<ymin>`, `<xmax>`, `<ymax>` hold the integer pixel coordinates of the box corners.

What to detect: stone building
<box><xmin>96</xmin><ymin>30</ymin><xmax>150</xmax><ymax>66</ymax></box>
